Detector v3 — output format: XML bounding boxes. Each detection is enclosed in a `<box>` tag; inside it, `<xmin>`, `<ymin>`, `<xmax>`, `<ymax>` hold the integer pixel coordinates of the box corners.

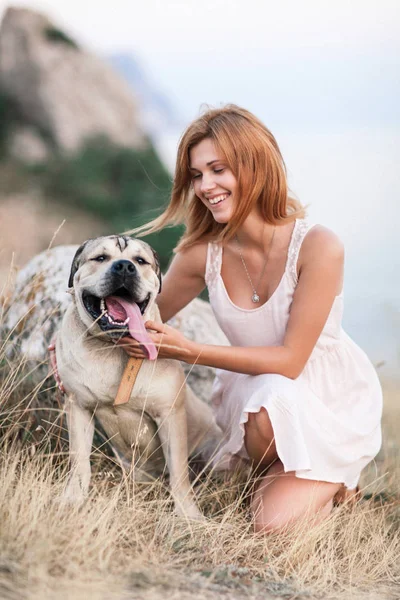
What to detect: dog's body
<box><xmin>56</xmin><ymin>235</ymin><xmax>222</xmax><ymax>519</ymax></box>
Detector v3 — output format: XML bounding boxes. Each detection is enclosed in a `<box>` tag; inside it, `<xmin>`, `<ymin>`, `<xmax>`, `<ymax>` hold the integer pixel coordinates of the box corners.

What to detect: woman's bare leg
<box><xmin>244</xmin><ymin>408</ymin><xmax>278</xmax><ymax>470</ymax></box>
<box><xmin>251</xmin><ymin>462</ymin><xmax>340</xmax><ymax>533</ymax></box>
<box><xmin>244</xmin><ymin>408</ymin><xmax>341</xmax><ymax>533</ymax></box>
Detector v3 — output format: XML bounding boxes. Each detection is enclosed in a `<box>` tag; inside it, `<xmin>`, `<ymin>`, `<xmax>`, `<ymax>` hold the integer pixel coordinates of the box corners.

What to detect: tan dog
<box><xmin>56</xmin><ymin>235</ymin><xmax>222</xmax><ymax>519</ymax></box>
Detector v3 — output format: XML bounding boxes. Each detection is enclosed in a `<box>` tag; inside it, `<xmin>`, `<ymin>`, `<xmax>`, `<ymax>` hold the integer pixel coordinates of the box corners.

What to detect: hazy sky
<box><xmin>0</xmin><ymin>0</ymin><xmax>399</xmax><ymax>128</ymax></box>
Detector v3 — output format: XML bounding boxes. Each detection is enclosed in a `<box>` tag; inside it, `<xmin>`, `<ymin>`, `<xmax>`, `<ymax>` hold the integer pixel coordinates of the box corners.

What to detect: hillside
<box><xmin>0</xmin><ymin>7</ymin><xmax>181</xmax><ymax>287</ymax></box>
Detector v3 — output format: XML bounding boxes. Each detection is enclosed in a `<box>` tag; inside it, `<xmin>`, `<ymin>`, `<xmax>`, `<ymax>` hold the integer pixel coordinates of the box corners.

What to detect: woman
<box><xmin>122</xmin><ymin>105</ymin><xmax>382</xmax><ymax>533</ymax></box>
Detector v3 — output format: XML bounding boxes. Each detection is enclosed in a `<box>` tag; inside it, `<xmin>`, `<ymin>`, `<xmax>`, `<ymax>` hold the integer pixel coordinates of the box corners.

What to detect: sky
<box><xmin>0</xmin><ymin>1</ymin><xmax>399</xmax><ymax>128</ymax></box>
<box><xmin>0</xmin><ymin>0</ymin><xmax>399</xmax><ymax>373</ymax></box>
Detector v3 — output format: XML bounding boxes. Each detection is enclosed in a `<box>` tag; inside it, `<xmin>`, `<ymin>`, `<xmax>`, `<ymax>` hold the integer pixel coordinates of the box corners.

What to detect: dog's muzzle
<box><xmin>80</xmin><ymin>260</ymin><xmax>156</xmax><ymax>359</ymax></box>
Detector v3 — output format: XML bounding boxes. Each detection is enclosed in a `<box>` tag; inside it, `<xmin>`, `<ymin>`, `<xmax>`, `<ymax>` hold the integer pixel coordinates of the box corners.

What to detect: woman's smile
<box><xmin>206</xmin><ymin>192</ymin><xmax>231</xmax><ymax>206</ymax></box>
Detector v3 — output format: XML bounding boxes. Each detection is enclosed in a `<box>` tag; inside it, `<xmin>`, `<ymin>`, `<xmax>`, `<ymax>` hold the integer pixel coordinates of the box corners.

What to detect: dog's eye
<box><xmin>135</xmin><ymin>257</ymin><xmax>147</xmax><ymax>265</ymax></box>
<box><xmin>92</xmin><ymin>255</ymin><xmax>108</xmax><ymax>262</ymax></box>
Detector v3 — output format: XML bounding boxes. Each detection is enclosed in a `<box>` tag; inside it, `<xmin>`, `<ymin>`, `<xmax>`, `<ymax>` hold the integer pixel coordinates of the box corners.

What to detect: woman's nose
<box><xmin>200</xmin><ymin>173</ymin><xmax>216</xmax><ymax>194</ymax></box>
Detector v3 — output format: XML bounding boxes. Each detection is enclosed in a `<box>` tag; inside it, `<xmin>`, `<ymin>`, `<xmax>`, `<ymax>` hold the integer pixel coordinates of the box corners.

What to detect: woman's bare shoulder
<box><xmin>300</xmin><ymin>225</ymin><xmax>344</xmax><ymax>263</ymax></box>
<box><xmin>169</xmin><ymin>240</ymin><xmax>209</xmax><ymax>278</ymax></box>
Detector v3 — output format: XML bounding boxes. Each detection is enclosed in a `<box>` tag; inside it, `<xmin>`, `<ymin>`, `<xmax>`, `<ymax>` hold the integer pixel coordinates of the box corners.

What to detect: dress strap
<box><xmin>286</xmin><ymin>219</ymin><xmax>315</xmax><ymax>285</ymax></box>
<box><xmin>205</xmin><ymin>242</ymin><xmax>223</xmax><ymax>291</ymax></box>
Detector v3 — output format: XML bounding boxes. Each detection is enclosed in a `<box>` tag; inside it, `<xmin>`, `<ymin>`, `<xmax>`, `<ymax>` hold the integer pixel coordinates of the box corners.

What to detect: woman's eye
<box><xmin>214</xmin><ymin>168</ymin><xmax>224</xmax><ymax>174</ymax></box>
<box><xmin>191</xmin><ymin>173</ymin><xmax>201</xmax><ymax>180</ymax></box>
<box><xmin>92</xmin><ymin>255</ymin><xmax>108</xmax><ymax>262</ymax></box>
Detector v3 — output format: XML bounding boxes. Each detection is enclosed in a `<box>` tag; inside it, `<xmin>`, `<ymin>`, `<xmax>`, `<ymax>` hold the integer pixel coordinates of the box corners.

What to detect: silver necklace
<box><xmin>235</xmin><ymin>226</ymin><xmax>276</xmax><ymax>303</ymax></box>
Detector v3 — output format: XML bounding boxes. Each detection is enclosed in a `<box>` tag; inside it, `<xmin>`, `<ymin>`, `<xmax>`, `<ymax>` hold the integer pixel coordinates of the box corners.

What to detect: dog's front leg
<box><xmin>156</xmin><ymin>400</ymin><xmax>203</xmax><ymax>521</ymax></box>
<box><xmin>62</xmin><ymin>395</ymin><xmax>95</xmax><ymax>505</ymax></box>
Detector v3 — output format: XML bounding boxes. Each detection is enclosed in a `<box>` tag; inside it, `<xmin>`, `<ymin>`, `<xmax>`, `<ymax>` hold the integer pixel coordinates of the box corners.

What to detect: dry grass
<box><xmin>0</xmin><ymin>308</ymin><xmax>399</xmax><ymax>600</ymax></box>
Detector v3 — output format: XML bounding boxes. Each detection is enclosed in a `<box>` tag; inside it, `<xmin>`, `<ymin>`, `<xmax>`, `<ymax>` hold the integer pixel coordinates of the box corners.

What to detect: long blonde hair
<box><xmin>129</xmin><ymin>104</ymin><xmax>304</xmax><ymax>252</ymax></box>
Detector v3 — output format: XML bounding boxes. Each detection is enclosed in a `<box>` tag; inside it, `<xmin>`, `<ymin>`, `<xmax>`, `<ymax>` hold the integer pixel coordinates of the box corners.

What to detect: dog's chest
<box><xmin>59</xmin><ymin>346</ymin><xmax>178</xmax><ymax>415</ymax></box>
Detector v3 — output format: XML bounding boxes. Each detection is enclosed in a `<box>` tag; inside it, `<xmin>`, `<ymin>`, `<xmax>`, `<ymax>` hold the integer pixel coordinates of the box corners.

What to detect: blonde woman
<box><xmin>121</xmin><ymin>105</ymin><xmax>382</xmax><ymax>533</ymax></box>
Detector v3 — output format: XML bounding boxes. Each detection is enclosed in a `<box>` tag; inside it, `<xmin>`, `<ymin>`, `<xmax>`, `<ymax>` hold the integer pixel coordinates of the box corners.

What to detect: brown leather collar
<box><xmin>114</xmin><ymin>357</ymin><xmax>144</xmax><ymax>406</ymax></box>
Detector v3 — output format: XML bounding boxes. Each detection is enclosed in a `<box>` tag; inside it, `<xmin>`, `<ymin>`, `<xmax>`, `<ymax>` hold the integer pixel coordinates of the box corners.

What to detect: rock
<box><xmin>9</xmin><ymin>125</ymin><xmax>49</xmax><ymax>163</ymax></box>
<box><xmin>0</xmin><ymin>193</ymin><xmax>106</xmax><ymax>291</ymax></box>
<box><xmin>1</xmin><ymin>245</ymin><xmax>229</xmax><ymax>404</ymax></box>
<box><xmin>0</xmin><ymin>7</ymin><xmax>147</xmax><ymax>154</ymax></box>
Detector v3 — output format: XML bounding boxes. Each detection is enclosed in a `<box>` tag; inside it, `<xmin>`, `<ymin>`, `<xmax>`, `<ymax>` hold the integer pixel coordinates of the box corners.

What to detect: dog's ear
<box><xmin>68</xmin><ymin>239</ymin><xmax>93</xmax><ymax>288</ymax></box>
<box><xmin>151</xmin><ymin>249</ymin><xmax>162</xmax><ymax>294</ymax></box>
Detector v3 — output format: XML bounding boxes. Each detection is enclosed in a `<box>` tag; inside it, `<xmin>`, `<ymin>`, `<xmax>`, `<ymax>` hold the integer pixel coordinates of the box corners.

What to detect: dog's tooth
<box><xmin>100</xmin><ymin>299</ymin><xmax>106</xmax><ymax>311</ymax></box>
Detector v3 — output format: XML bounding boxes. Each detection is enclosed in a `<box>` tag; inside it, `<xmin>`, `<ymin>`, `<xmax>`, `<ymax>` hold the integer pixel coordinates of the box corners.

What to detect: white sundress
<box><xmin>205</xmin><ymin>218</ymin><xmax>382</xmax><ymax>489</ymax></box>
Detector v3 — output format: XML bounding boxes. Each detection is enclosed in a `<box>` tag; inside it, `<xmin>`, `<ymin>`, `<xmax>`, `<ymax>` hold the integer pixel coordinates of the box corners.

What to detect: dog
<box><xmin>55</xmin><ymin>235</ymin><xmax>222</xmax><ymax>519</ymax></box>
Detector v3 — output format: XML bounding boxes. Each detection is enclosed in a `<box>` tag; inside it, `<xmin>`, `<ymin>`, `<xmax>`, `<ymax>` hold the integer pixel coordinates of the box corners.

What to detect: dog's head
<box><xmin>68</xmin><ymin>235</ymin><xmax>162</xmax><ymax>358</ymax></box>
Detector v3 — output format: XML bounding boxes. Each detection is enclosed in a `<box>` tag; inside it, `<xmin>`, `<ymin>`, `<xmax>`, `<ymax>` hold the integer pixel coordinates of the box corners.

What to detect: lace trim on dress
<box><xmin>287</xmin><ymin>219</ymin><xmax>311</xmax><ymax>285</ymax></box>
<box><xmin>206</xmin><ymin>220</ymin><xmax>311</xmax><ymax>291</ymax></box>
<box><xmin>205</xmin><ymin>242</ymin><xmax>223</xmax><ymax>291</ymax></box>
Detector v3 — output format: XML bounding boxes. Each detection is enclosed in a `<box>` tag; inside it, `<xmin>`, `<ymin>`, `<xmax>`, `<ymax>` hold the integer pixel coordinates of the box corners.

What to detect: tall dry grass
<box><xmin>0</xmin><ymin>293</ymin><xmax>399</xmax><ymax>599</ymax></box>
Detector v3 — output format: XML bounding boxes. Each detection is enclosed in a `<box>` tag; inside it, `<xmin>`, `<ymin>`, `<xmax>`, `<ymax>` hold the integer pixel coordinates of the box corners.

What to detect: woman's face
<box><xmin>189</xmin><ymin>138</ymin><xmax>237</xmax><ymax>224</ymax></box>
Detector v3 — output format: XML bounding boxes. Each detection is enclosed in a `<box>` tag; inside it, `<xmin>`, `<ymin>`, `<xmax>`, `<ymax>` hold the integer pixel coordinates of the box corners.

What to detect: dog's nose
<box><xmin>111</xmin><ymin>260</ymin><xmax>136</xmax><ymax>276</ymax></box>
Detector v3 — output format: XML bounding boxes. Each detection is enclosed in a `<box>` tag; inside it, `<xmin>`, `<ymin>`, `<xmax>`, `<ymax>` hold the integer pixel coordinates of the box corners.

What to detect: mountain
<box><xmin>0</xmin><ymin>7</ymin><xmax>180</xmax><ymax>283</ymax></box>
<box><xmin>0</xmin><ymin>7</ymin><xmax>147</xmax><ymax>158</ymax></box>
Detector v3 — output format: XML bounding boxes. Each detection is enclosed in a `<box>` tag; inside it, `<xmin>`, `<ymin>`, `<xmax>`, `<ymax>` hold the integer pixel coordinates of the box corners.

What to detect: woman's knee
<box><xmin>253</xmin><ymin>497</ymin><xmax>334</xmax><ymax>534</ymax></box>
<box><xmin>251</xmin><ymin>474</ymin><xmax>341</xmax><ymax>534</ymax></box>
<box><xmin>253</xmin><ymin>512</ymin><xmax>290</xmax><ymax>534</ymax></box>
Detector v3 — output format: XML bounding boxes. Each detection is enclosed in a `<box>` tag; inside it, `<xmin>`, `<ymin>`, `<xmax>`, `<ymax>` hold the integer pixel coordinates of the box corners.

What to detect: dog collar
<box><xmin>114</xmin><ymin>357</ymin><xmax>144</xmax><ymax>406</ymax></box>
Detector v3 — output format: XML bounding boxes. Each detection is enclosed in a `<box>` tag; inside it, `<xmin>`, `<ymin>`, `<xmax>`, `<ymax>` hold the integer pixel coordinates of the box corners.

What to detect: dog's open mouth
<box><xmin>82</xmin><ymin>289</ymin><xmax>156</xmax><ymax>359</ymax></box>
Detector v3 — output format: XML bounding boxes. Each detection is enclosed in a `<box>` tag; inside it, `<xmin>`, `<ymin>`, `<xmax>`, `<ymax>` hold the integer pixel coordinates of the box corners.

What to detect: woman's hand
<box><xmin>114</xmin><ymin>321</ymin><xmax>201</xmax><ymax>363</ymax></box>
<box><xmin>48</xmin><ymin>338</ymin><xmax>66</xmax><ymax>394</ymax></box>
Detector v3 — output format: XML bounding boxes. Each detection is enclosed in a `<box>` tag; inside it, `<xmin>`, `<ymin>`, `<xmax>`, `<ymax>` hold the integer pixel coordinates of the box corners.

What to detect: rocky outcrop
<box><xmin>1</xmin><ymin>245</ymin><xmax>229</xmax><ymax>403</ymax></box>
<box><xmin>0</xmin><ymin>7</ymin><xmax>147</xmax><ymax>154</ymax></box>
<box><xmin>0</xmin><ymin>193</ymin><xmax>106</xmax><ymax>292</ymax></box>
<box><xmin>9</xmin><ymin>125</ymin><xmax>49</xmax><ymax>163</ymax></box>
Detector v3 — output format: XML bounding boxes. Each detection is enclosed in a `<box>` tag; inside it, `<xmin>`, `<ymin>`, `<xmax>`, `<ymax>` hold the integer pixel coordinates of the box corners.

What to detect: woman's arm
<box><xmin>156</xmin><ymin>242</ymin><xmax>208</xmax><ymax>322</ymax></box>
<box><xmin>144</xmin><ymin>226</ymin><xmax>344</xmax><ymax>379</ymax></box>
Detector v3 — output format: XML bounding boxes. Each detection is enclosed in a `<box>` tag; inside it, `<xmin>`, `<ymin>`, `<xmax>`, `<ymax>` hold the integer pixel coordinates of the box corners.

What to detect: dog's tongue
<box><xmin>106</xmin><ymin>296</ymin><xmax>157</xmax><ymax>360</ymax></box>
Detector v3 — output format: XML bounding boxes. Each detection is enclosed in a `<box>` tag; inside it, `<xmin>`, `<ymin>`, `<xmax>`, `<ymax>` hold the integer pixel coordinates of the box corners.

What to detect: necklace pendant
<box><xmin>252</xmin><ymin>293</ymin><xmax>260</xmax><ymax>303</ymax></box>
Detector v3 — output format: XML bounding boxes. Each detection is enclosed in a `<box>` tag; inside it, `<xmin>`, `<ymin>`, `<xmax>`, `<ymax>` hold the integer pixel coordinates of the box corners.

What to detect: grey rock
<box><xmin>0</xmin><ymin>7</ymin><xmax>147</xmax><ymax>153</ymax></box>
<box><xmin>9</xmin><ymin>125</ymin><xmax>49</xmax><ymax>163</ymax></box>
<box><xmin>1</xmin><ymin>245</ymin><xmax>229</xmax><ymax>404</ymax></box>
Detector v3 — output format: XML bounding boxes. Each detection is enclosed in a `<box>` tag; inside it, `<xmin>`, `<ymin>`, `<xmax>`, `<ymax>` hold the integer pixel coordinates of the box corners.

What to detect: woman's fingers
<box><xmin>126</xmin><ymin>348</ymin><xmax>146</xmax><ymax>358</ymax></box>
<box><xmin>113</xmin><ymin>329</ymin><xmax>189</xmax><ymax>360</ymax></box>
<box><xmin>113</xmin><ymin>336</ymin><xmax>147</xmax><ymax>358</ymax></box>
<box><xmin>48</xmin><ymin>340</ymin><xmax>66</xmax><ymax>393</ymax></box>
<box><xmin>114</xmin><ymin>335</ymin><xmax>173</xmax><ymax>359</ymax></box>
<box><xmin>114</xmin><ymin>336</ymin><xmax>139</xmax><ymax>347</ymax></box>
<box><xmin>145</xmin><ymin>320</ymin><xmax>166</xmax><ymax>334</ymax></box>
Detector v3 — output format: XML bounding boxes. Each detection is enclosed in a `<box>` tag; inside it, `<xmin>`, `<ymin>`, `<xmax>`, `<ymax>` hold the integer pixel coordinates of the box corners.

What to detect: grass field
<box><xmin>0</xmin><ymin>321</ymin><xmax>399</xmax><ymax>600</ymax></box>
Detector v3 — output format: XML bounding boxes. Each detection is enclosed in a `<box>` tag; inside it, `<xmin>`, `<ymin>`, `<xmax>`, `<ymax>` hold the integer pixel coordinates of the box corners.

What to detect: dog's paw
<box><xmin>175</xmin><ymin>503</ymin><xmax>205</xmax><ymax>522</ymax></box>
<box><xmin>131</xmin><ymin>467</ymin><xmax>158</xmax><ymax>483</ymax></box>
<box><xmin>59</xmin><ymin>479</ymin><xmax>87</xmax><ymax>507</ymax></box>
